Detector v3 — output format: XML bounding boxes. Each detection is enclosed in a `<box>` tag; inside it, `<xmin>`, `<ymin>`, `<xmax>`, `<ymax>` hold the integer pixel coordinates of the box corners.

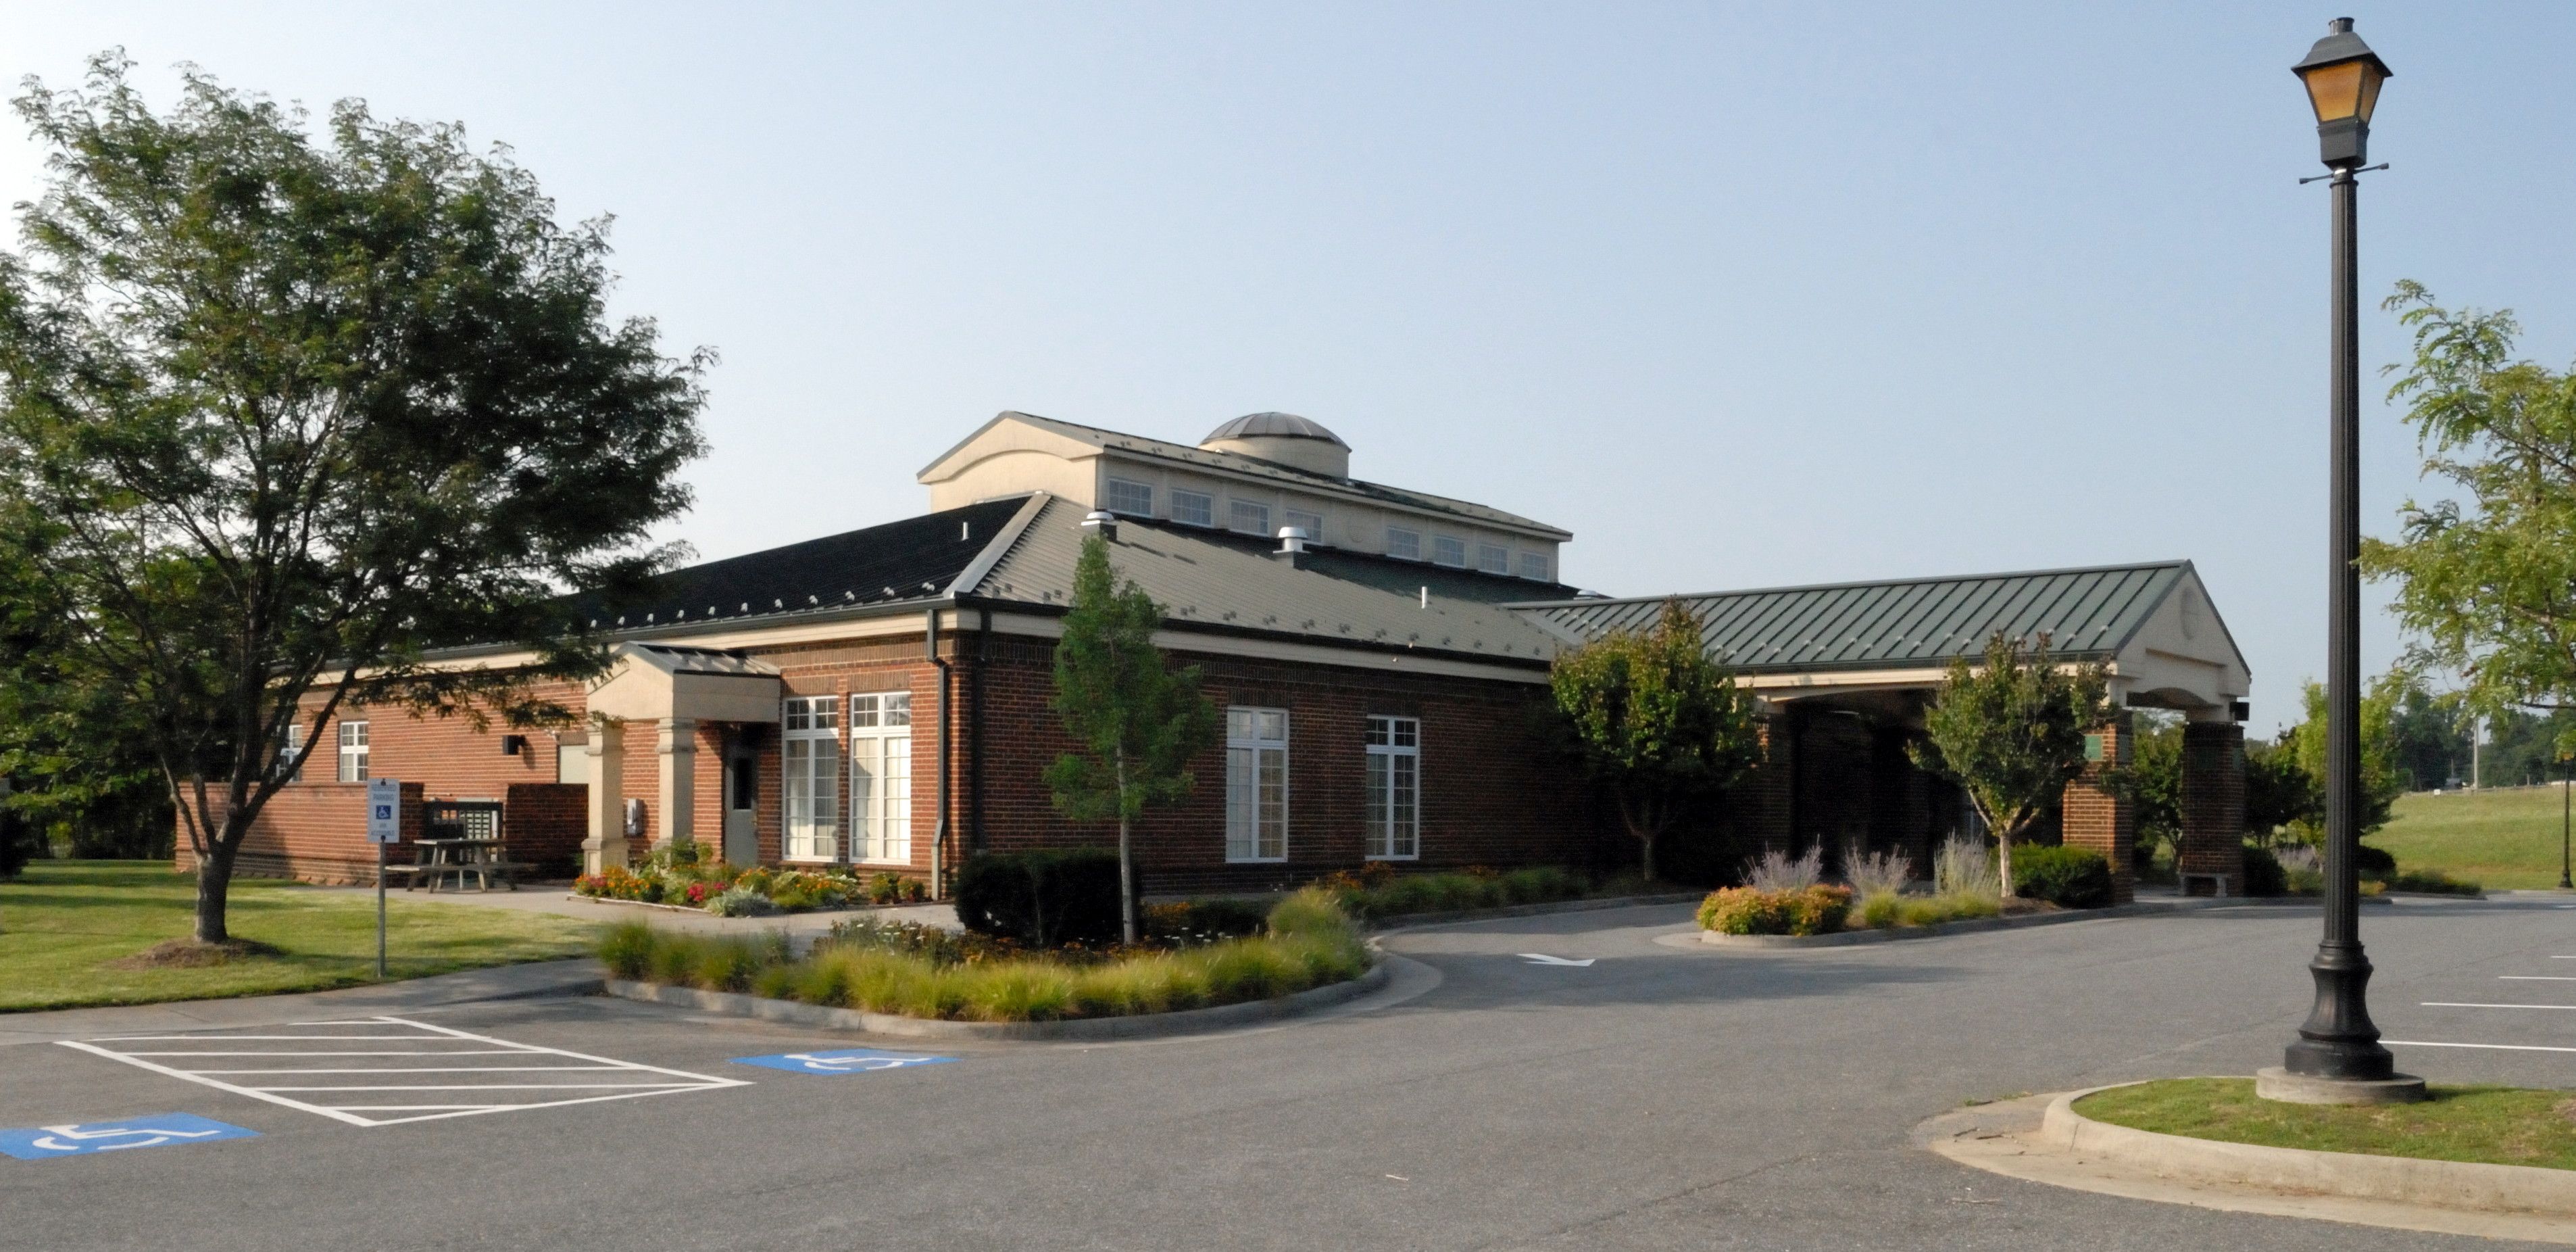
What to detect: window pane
<box><xmin>1386</xmin><ymin>528</ymin><xmax>1420</xmax><ymax>560</ymax></box>
<box><xmin>1285</xmin><ymin>508</ymin><xmax>1322</xmax><ymax>539</ymax></box>
<box><xmin>1519</xmin><ymin>552</ymin><xmax>1550</xmax><ymax>581</ymax></box>
<box><xmin>1226</xmin><ymin>746</ymin><xmax>1256</xmax><ymax>859</ymax></box>
<box><xmin>1105</xmin><ymin>478</ymin><xmax>1154</xmax><ymax>517</ymax></box>
<box><xmin>1477</xmin><ymin>544</ymin><xmax>1510</xmax><ymax>575</ymax></box>
<box><xmin>1258</xmin><ymin>748</ymin><xmax>1287</xmax><ymax>859</ymax></box>
<box><xmin>1172</xmin><ymin>490</ymin><xmax>1213</xmax><ymax>527</ymax></box>
<box><xmin>1365</xmin><ymin>717</ymin><xmax>1389</xmax><ymax>748</ymax></box>
<box><xmin>849</xmin><ymin>694</ymin><xmax>878</xmax><ymax>727</ymax></box>
<box><xmin>1392</xmin><ymin>752</ymin><xmax>1418</xmax><ymax>857</ymax></box>
<box><xmin>1229</xmin><ymin>500</ymin><xmax>1270</xmax><ymax>535</ymax></box>
<box><xmin>1227</xmin><ymin>707</ymin><xmax>1252</xmax><ymax>739</ymax></box>
<box><xmin>1366</xmin><ymin>752</ymin><xmax>1389</xmax><ymax>857</ymax></box>
<box><xmin>884</xmin><ymin>693</ymin><xmax>912</xmax><ymax>726</ymax></box>
<box><xmin>1258</xmin><ymin>711</ymin><xmax>1285</xmax><ymax>741</ymax></box>
<box><xmin>1394</xmin><ymin>718</ymin><xmax>1418</xmax><ymax>748</ymax></box>
<box><xmin>1433</xmin><ymin>536</ymin><xmax>1467</xmax><ymax>567</ymax></box>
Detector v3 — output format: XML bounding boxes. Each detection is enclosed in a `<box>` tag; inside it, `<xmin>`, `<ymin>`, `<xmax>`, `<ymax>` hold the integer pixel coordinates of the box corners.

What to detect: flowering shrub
<box><xmin>1697</xmin><ymin>884</ymin><xmax>1853</xmax><ymax>936</ymax></box>
<box><xmin>571</xmin><ymin>854</ymin><xmax>924</xmax><ymax>915</ymax></box>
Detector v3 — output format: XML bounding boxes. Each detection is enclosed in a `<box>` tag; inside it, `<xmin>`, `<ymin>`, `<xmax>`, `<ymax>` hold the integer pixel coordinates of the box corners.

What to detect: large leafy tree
<box><xmin>1045</xmin><ymin>534</ymin><xmax>1217</xmax><ymax>945</ymax></box>
<box><xmin>1908</xmin><ymin>633</ymin><xmax>2109</xmax><ymax>894</ymax></box>
<box><xmin>2282</xmin><ymin>676</ymin><xmax>2409</xmax><ymax>836</ymax></box>
<box><xmin>2362</xmin><ymin>281</ymin><xmax>2576</xmax><ymax>755</ymax></box>
<box><xmin>1550</xmin><ymin>599</ymin><xmax>1760</xmax><ymax>883</ymax></box>
<box><xmin>0</xmin><ymin>57</ymin><xmax>706</xmax><ymax>944</ymax></box>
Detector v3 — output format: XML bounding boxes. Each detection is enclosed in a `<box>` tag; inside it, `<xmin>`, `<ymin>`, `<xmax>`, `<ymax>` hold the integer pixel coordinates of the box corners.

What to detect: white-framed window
<box><xmin>783</xmin><ymin>696</ymin><xmax>843</xmax><ymax>861</ymax></box>
<box><xmin>277</xmin><ymin>723</ymin><xmax>305</xmax><ymax>783</ymax></box>
<box><xmin>1104</xmin><ymin>478</ymin><xmax>1154</xmax><ymax>517</ymax></box>
<box><xmin>1386</xmin><ymin>527</ymin><xmax>1421</xmax><ymax>560</ymax></box>
<box><xmin>337</xmin><ymin>721</ymin><xmax>370</xmax><ymax>782</ymax></box>
<box><xmin>1285</xmin><ymin>508</ymin><xmax>1324</xmax><ymax>541</ymax></box>
<box><xmin>1229</xmin><ymin>499</ymin><xmax>1271</xmax><ymax>536</ymax></box>
<box><xmin>1365</xmin><ymin>716</ymin><xmax>1420</xmax><ymax>860</ymax></box>
<box><xmin>848</xmin><ymin>692</ymin><xmax>914</xmax><ymax>865</ymax></box>
<box><xmin>1477</xmin><ymin>544</ymin><xmax>1510</xmax><ymax>575</ymax></box>
<box><xmin>1519</xmin><ymin>552</ymin><xmax>1551</xmax><ymax>581</ymax></box>
<box><xmin>1172</xmin><ymin>489</ymin><xmax>1214</xmax><ymax>527</ymax></box>
<box><xmin>1225</xmin><ymin>706</ymin><xmax>1289</xmax><ymax>862</ymax></box>
<box><xmin>1433</xmin><ymin>535</ymin><xmax>1468</xmax><ymax>568</ymax></box>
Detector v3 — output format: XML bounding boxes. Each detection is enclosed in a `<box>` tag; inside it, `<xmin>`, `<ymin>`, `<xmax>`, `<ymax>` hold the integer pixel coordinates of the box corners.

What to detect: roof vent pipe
<box><xmin>1274</xmin><ymin>526</ymin><xmax>1310</xmax><ymax>556</ymax></box>
<box><xmin>1081</xmin><ymin>510</ymin><xmax>1117</xmax><ymax>542</ymax></box>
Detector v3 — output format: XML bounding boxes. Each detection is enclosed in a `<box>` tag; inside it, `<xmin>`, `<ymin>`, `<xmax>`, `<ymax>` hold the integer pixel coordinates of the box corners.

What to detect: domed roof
<box><xmin>1202</xmin><ymin>412</ymin><xmax>1348</xmax><ymax>448</ymax></box>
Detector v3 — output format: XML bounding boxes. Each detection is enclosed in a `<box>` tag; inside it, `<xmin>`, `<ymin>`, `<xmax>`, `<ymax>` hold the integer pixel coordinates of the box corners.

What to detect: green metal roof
<box><xmin>1512</xmin><ymin>562</ymin><xmax>2192</xmax><ymax>674</ymax></box>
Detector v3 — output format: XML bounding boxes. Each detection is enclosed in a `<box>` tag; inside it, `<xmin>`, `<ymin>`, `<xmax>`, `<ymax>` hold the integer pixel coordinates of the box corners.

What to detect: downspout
<box><xmin>928</xmin><ymin>606</ymin><xmax>951</xmax><ymax>900</ymax></box>
<box><xmin>971</xmin><ymin>606</ymin><xmax>991</xmax><ymax>857</ymax></box>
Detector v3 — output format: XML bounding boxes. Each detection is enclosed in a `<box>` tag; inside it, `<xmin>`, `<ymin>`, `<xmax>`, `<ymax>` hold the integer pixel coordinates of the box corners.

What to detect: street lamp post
<box><xmin>2262</xmin><ymin>18</ymin><xmax>2426</xmax><ymax>1106</ymax></box>
<box><xmin>2559</xmin><ymin>752</ymin><xmax>2571</xmax><ymax>891</ymax></box>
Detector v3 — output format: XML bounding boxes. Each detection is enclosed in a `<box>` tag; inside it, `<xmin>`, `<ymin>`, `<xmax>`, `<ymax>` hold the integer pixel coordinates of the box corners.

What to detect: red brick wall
<box><xmin>2060</xmin><ymin>713</ymin><xmax>2136</xmax><ymax>905</ymax></box>
<box><xmin>176</xmin><ymin>782</ymin><xmax>426</xmax><ymax>886</ymax></box>
<box><xmin>502</xmin><ymin>782</ymin><xmax>589</xmax><ymax>878</ymax></box>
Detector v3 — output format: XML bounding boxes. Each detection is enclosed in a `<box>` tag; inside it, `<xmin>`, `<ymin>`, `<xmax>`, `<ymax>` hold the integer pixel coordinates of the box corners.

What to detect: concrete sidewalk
<box><xmin>0</xmin><ymin>958</ymin><xmax>607</xmax><ymax>1048</ymax></box>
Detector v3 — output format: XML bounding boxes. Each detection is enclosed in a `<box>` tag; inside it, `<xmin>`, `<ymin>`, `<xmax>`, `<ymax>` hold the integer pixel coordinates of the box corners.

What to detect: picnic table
<box><xmin>385</xmin><ymin>799</ymin><xmax>524</xmax><ymax>892</ymax></box>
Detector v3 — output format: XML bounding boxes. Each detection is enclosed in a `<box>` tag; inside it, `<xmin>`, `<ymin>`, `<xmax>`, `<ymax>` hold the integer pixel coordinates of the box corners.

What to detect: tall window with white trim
<box><xmin>848</xmin><ymin>692</ymin><xmax>914</xmax><ymax>864</ymax></box>
<box><xmin>1433</xmin><ymin>535</ymin><xmax>1468</xmax><ymax>567</ymax></box>
<box><xmin>337</xmin><ymin>721</ymin><xmax>369</xmax><ymax>782</ymax></box>
<box><xmin>1225</xmin><ymin>706</ymin><xmax>1289</xmax><ymax>862</ymax></box>
<box><xmin>1518</xmin><ymin>552</ymin><xmax>1551</xmax><ymax>581</ymax></box>
<box><xmin>1477</xmin><ymin>544</ymin><xmax>1510</xmax><ymax>575</ymax></box>
<box><xmin>1365</xmin><ymin>716</ymin><xmax>1420</xmax><ymax>860</ymax></box>
<box><xmin>783</xmin><ymin>696</ymin><xmax>842</xmax><ymax>861</ymax></box>
<box><xmin>1386</xmin><ymin>527</ymin><xmax>1421</xmax><ymax>560</ymax></box>
<box><xmin>1172</xmin><ymin>489</ymin><xmax>1214</xmax><ymax>527</ymax></box>
<box><xmin>1229</xmin><ymin>499</ymin><xmax>1271</xmax><ymax>536</ymax></box>
<box><xmin>277</xmin><ymin>723</ymin><xmax>305</xmax><ymax>782</ymax></box>
<box><xmin>1104</xmin><ymin>478</ymin><xmax>1154</xmax><ymax>517</ymax></box>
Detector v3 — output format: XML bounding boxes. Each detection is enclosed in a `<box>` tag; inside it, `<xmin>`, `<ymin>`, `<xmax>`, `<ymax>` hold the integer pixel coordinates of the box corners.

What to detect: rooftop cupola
<box><xmin>1199</xmin><ymin>412</ymin><xmax>1350</xmax><ymax>479</ymax></box>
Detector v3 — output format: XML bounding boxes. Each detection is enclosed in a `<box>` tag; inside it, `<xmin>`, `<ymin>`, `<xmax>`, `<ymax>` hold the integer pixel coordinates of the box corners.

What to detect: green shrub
<box><xmin>954</xmin><ymin>848</ymin><xmax>1131</xmax><ymax>946</ymax></box>
<box><xmin>2012</xmin><ymin>846</ymin><xmax>2114</xmax><ymax>909</ymax></box>
<box><xmin>1501</xmin><ymin>866</ymin><xmax>1577</xmax><ymax>904</ymax></box>
<box><xmin>2387</xmin><ymin>867</ymin><xmax>2480</xmax><ymax>896</ymax></box>
<box><xmin>599</xmin><ymin>921</ymin><xmax>657</xmax><ymax>980</ymax></box>
<box><xmin>2354</xmin><ymin>842</ymin><xmax>2397</xmax><ymax>880</ymax></box>
<box><xmin>1697</xmin><ymin>884</ymin><xmax>1852</xmax><ymax>936</ymax></box>
<box><xmin>1265</xmin><ymin>887</ymin><xmax>1349</xmax><ymax>938</ymax></box>
<box><xmin>1144</xmin><ymin>898</ymin><xmax>1270</xmax><ymax>941</ymax></box>
<box><xmin>2241</xmin><ymin>843</ymin><xmax>2287</xmax><ymax>896</ymax></box>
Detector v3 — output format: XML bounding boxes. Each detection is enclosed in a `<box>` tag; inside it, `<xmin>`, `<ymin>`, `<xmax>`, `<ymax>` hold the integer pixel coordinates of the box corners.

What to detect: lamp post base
<box><xmin>2256</xmin><ymin>1066</ymin><xmax>2427</xmax><ymax>1105</ymax></box>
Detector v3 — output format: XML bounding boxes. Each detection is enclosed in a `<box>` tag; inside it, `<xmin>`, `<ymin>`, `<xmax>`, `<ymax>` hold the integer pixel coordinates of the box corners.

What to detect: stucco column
<box><xmin>658</xmin><ymin>716</ymin><xmax>697</xmax><ymax>850</ymax></box>
<box><xmin>581</xmin><ymin>717</ymin><xmax>626</xmax><ymax>873</ymax></box>
<box><xmin>2179</xmin><ymin>719</ymin><xmax>2247</xmax><ymax>896</ymax></box>
<box><xmin>2059</xmin><ymin>711</ymin><xmax>2135</xmax><ymax>905</ymax></box>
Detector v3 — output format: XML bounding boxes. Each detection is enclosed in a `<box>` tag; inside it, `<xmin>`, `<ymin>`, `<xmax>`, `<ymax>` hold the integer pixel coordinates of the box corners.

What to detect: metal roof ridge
<box><xmin>945</xmin><ymin>491</ymin><xmax>1054</xmax><ymax>597</ymax></box>
<box><xmin>1506</xmin><ymin>558</ymin><xmax>2196</xmax><ymax>609</ymax></box>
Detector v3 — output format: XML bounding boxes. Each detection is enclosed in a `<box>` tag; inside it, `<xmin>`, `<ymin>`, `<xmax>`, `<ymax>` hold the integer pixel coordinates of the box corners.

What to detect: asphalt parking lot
<box><xmin>4</xmin><ymin>896</ymin><xmax>2573</xmax><ymax>1251</ymax></box>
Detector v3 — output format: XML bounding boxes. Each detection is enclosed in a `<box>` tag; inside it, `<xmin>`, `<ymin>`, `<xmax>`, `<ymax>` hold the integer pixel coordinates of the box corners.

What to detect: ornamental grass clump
<box><xmin>596</xmin><ymin>886</ymin><xmax>1371</xmax><ymax>1022</ymax></box>
<box><xmin>1840</xmin><ymin>845</ymin><xmax>1911</xmax><ymax>899</ymax></box>
<box><xmin>1742</xmin><ymin>846</ymin><xmax>1823</xmax><ymax>892</ymax></box>
<box><xmin>1932</xmin><ymin>836</ymin><xmax>2000</xmax><ymax>900</ymax></box>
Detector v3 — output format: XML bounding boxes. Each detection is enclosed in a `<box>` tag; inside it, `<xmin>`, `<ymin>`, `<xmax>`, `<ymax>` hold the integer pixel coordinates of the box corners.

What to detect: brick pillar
<box><xmin>581</xmin><ymin>717</ymin><xmax>626</xmax><ymax>873</ymax></box>
<box><xmin>2059</xmin><ymin>711</ymin><xmax>2135</xmax><ymax>905</ymax></box>
<box><xmin>2179</xmin><ymin>719</ymin><xmax>2246</xmax><ymax>896</ymax></box>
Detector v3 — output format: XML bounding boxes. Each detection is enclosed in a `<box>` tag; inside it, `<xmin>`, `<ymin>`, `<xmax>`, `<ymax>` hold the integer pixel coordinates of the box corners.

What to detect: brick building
<box><xmin>198</xmin><ymin>411</ymin><xmax>2254</xmax><ymax>896</ymax></box>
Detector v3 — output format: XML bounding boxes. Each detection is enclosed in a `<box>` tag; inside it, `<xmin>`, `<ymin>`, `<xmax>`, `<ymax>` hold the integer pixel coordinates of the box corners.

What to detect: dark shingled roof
<box><xmin>1514</xmin><ymin>562</ymin><xmax>2191</xmax><ymax>675</ymax></box>
<box><xmin>1141</xmin><ymin>518</ymin><xmax>1582</xmax><ymax>604</ymax></box>
<box><xmin>583</xmin><ymin>497</ymin><xmax>1031</xmax><ymax>630</ymax></box>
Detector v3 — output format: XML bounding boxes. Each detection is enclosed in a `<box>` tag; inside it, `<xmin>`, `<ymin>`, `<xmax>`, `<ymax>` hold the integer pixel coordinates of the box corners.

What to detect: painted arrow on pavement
<box><xmin>1518</xmin><ymin>953</ymin><xmax>1595</xmax><ymax>967</ymax></box>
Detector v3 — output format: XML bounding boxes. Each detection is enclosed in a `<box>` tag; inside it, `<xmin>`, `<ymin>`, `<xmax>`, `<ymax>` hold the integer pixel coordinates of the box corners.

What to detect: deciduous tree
<box><xmin>1045</xmin><ymin>534</ymin><xmax>1217</xmax><ymax>945</ymax></box>
<box><xmin>0</xmin><ymin>57</ymin><xmax>706</xmax><ymax>944</ymax></box>
<box><xmin>1550</xmin><ymin>600</ymin><xmax>1760</xmax><ymax>883</ymax></box>
<box><xmin>1908</xmin><ymin>633</ymin><xmax>2109</xmax><ymax>895</ymax></box>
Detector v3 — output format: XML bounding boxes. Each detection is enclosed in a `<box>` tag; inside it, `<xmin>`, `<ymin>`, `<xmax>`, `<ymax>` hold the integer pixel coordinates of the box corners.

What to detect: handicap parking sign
<box><xmin>730</xmin><ymin>1049</ymin><xmax>957</xmax><ymax>1076</ymax></box>
<box><xmin>0</xmin><ymin>1113</ymin><xmax>257</xmax><ymax>1160</ymax></box>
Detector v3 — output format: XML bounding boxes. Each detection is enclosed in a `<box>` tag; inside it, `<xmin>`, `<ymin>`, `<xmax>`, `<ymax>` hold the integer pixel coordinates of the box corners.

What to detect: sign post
<box><xmin>366</xmin><ymin>779</ymin><xmax>401</xmax><ymax>980</ymax></box>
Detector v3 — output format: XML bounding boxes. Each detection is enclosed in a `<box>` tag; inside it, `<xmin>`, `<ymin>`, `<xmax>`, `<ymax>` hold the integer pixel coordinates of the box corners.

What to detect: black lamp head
<box><xmin>2293</xmin><ymin>18</ymin><xmax>2392</xmax><ymax>168</ymax></box>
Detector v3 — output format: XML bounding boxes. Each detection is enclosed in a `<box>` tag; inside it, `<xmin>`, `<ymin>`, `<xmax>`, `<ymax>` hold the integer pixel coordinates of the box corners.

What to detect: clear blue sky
<box><xmin>5</xmin><ymin>3</ymin><xmax>2570</xmax><ymax>733</ymax></box>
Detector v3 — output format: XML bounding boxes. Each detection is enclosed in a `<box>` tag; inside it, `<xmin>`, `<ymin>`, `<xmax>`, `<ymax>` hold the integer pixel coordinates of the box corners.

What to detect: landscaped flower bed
<box><xmin>595</xmin><ymin>887</ymin><xmax>1372</xmax><ymax>1022</ymax></box>
<box><xmin>1313</xmin><ymin>863</ymin><xmax>1634</xmax><ymax>921</ymax></box>
<box><xmin>573</xmin><ymin>845</ymin><xmax>928</xmax><ymax>916</ymax></box>
<box><xmin>1698</xmin><ymin>840</ymin><xmax>2041</xmax><ymax>938</ymax></box>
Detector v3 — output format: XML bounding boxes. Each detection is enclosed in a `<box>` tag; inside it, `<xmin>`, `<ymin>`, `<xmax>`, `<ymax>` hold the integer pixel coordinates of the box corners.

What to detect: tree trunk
<box><xmin>195</xmin><ymin>832</ymin><xmax>239</xmax><ymax>944</ymax></box>
<box><xmin>1115</xmin><ymin>758</ymin><xmax>1137</xmax><ymax>947</ymax></box>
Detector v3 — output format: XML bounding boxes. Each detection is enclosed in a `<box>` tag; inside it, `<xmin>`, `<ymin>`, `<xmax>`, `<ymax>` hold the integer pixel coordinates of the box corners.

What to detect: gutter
<box><xmin>928</xmin><ymin>607</ymin><xmax>951</xmax><ymax>899</ymax></box>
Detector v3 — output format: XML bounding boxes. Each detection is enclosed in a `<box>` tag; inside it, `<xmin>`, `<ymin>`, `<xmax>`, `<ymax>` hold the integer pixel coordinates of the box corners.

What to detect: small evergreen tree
<box><xmin>1550</xmin><ymin>600</ymin><xmax>1760</xmax><ymax>882</ymax></box>
<box><xmin>1909</xmin><ymin>633</ymin><xmax>2110</xmax><ymax>896</ymax></box>
<box><xmin>1045</xmin><ymin>535</ymin><xmax>1217</xmax><ymax>944</ymax></box>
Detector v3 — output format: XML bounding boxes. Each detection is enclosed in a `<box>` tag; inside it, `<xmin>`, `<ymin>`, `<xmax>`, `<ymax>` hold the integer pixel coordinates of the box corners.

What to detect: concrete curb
<box><xmin>603</xmin><ymin>959</ymin><xmax>1390</xmax><ymax>1042</ymax></box>
<box><xmin>1690</xmin><ymin>893</ymin><xmax>2392</xmax><ymax>948</ymax></box>
<box><xmin>1369</xmin><ymin>892</ymin><xmax>1702</xmax><ymax>931</ymax></box>
<box><xmin>2044</xmin><ymin>1082</ymin><xmax>2576</xmax><ymax>1218</ymax></box>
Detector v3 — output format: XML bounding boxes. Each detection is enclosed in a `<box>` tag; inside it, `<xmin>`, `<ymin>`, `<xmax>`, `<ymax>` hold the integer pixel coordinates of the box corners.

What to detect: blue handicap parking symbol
<box><xmin>0</xmin><ymin>1113</ymin><xmax>257</xmax><ymax>1160</ymax></box>
<box><xmin>731</xmin><ymin>1049</ymin><xmax>957</xmax><ymax>1076</ymax></box>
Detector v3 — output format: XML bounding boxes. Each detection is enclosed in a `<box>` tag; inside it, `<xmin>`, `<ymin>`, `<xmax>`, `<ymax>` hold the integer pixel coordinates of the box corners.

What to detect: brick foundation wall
<box><xmin>2059</xmin><ymin>713</ymin><xmax>2136</xmax><ymax>905</ymax></box>
<box><xmin>2179</xmin><ymin>721</ymin><xmax>2247</xmax><ymax>894</ymax></box>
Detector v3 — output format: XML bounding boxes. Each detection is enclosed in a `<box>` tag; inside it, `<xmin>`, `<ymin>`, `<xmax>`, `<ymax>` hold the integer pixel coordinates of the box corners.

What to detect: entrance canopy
<box><xmin>1515</xmin><ymin>561</ymin><xmax>2250</xmax><ymax>721</ymax></box>
<box><xmin>587</xmin><ymin>642</ymin><xmax>782</xmax><ymax>724</ymax></box>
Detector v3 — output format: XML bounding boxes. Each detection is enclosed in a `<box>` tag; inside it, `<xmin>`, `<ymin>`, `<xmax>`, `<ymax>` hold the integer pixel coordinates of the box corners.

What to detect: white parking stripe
<box><xmin>2386</xmin><ymin>1040</ymin><xmax>2576</xmax><ymax>1054</ymax></box>
<box><xmin>60</xmin><ymin>1016</ymin><xmax>747</xmax><ymax>1127</ymax></box>
<box><xmin>2419</xmin><ymin>1002</ymin><xmax>2576</xmax><ymax>1010</ymax></box>
<box><xmin>2499</xmin><ymin>976</ymin><xmax>2576</xmax><ymax>981</ymax></box>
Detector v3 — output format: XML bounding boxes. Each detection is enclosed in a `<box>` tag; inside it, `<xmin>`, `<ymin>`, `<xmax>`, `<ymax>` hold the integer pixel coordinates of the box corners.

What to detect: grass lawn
<box><xmin>0</xmin><ymin>861</ymin><xmax>599</xmax><ymax>1012</ymax></box>
<box><xmin>2077</xmin><ymin>1078</ymin><xmax>2576</xmax><ymax>1172</ymax></box>
<box><xmin>2373</xmin><ymin>786</ymin><xmax>2576</xmax><ymax>890</ymax></box>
